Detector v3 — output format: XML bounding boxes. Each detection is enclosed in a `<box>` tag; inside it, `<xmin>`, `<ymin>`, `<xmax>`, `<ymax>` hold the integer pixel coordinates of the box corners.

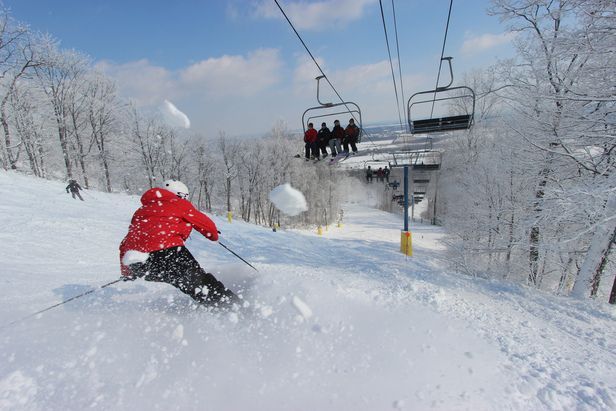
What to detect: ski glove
<box><xmin>122</xmin><ymin>263</ymin><xmax>148</xmax><ymax>281</ymax></box>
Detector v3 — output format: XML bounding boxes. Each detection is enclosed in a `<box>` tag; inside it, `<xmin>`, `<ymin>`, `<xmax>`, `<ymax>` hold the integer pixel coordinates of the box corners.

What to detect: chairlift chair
<box><xmin>407</xmin><ymin>57</ymin><xmax>475</xmax><ymax>134</ymax></box>
<box><xmin>302</xmin><ymin>76</ymin><xmax>363</xmax><ymax>142</ymax></box>
<box><xmin>363</xmin><ymin>160</ymin><xmax>390</xmax><ymax>170</ymax></box>
<box><xmin>389</xmin><ymin>150</ymin><xmax>442</xmax><ymax>170</ymax></box>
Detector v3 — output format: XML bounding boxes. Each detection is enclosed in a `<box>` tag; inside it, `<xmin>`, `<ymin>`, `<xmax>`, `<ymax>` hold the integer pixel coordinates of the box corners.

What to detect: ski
<box><xmin>329</xmin><ymin>151</ymin><xmax>350</xmax><ymax>165</ymax></box>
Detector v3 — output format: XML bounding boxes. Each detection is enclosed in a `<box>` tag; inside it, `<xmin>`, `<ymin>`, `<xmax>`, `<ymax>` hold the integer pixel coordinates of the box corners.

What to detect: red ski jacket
<box><xmin>119</xmin><ymin>188</ymin><xmax>218</xmax><ymax>275</ymax></box>
<box><xmin>304</xmin><ymin>128</ymin><xmax>318</xmax><ymax>143</ymax></box>
<box><xmin>345</xmin><ymin>124</ymin><xmax>359</xmax><ymax>141</ymax></box>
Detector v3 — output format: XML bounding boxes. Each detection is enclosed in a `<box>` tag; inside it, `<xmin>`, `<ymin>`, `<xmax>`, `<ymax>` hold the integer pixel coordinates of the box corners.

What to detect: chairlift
<box><xmin>407</xmin><ymin>57</ymin><xmax>475</xmax><ymax>134</ymax></box>
<box><xmin>363</xmin><ymin>160</ymin><xmax>390</xmax><ymax>170</ymax></box>
<box><xmin>389</xmin><ymin>150</ymin><xmax>442</xmax><ymax>170</ymax></box>
<box><xmin>302</xmin><ymin>76</ymin><xmax>363</xmax><ymax>142</ymax></box>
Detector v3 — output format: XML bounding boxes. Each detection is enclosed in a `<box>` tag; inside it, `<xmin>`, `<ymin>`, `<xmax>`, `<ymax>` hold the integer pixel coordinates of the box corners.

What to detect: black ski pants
<box><xmin>130</xmin><ymin>246</ymin><xmax>238</xmax><ymax>307</ymax></box>
<box><xmin>305</xmin><ymin>142</ymin><xmax>320</xmax><ymax>159</ymax></box>
<box><xmin>343</xmin><ymin>136</ymin><xmax>358</xmax><ymax>153</ymax></box>
<box><xmin>319</xmin><ymin>139</ymin><xmax>328</xmax><ymax>156</ymax></box>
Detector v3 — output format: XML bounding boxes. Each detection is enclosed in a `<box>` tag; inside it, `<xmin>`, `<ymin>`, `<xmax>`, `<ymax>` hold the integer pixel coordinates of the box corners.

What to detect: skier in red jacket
<box><xmin>119</xmin><ymin>180</ymin><xmax>238</xmax><ymax>308</ymax></box>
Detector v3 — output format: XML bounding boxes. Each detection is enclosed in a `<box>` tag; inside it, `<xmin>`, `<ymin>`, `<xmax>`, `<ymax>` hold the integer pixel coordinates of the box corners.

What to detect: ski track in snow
<box><xmin>0</xmin><ymin>171</ymin><xmax>615</xmax><ymax>410</ymax></box>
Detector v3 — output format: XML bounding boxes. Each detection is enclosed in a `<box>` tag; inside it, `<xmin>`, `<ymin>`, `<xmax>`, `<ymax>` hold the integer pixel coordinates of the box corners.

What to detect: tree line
<box><xmin>434</xmin><ymin>0</ymin><xmax>615</xmax><ymax>301</ymax></box>
<box><xmin>0</xmin><ymin>8</ymin><xmax>344</xmax><ymax>230</ymax></box>
<box><xmin>1</xmin><ymin>1</ymin><xmax>614</xmax><ymax>302</ymax></box>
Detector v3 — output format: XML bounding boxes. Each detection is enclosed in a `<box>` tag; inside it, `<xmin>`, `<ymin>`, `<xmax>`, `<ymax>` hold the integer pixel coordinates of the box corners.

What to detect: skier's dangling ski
<box><xmin>329</xmin><ymin>151</ymin><xmax>350</xmax><ymax>165</ymax></box>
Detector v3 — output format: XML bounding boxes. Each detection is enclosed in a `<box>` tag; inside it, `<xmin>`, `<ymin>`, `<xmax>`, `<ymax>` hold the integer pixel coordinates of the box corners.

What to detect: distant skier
<box><xmin>66</xmin><ymin>179</ymin><xmax>84</xmax><ymax>201</ymax></box>
<box><xmin>366</xmin><ymin>166</ymin><xmax>373</xmax><ymax>183</ymax></box>
<box><xmin>119</xmin><ymin>180</ymin><xmax>239</xmax><ymax>309</ymax></box>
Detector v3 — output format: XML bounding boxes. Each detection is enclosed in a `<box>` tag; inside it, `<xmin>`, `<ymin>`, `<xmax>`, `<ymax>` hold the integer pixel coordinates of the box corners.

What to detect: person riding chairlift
<box><xmin>343</xmin><ymin>118</ymin><xmax>359</xmax><ymax>155</ymax></box>
<box><xmin>304</xmin><ymin>122</ymin><xmax>319</xmax><ymax>161</ymax></box>
<box><xmin>317</xmin><ymin>122</ymin><xmax>331</xmax><ymax>158</ymax></box>
<box><xmin>329</xmin><ymin>119</ymin><xmax>344</xmax><ymax>159</ymax></box>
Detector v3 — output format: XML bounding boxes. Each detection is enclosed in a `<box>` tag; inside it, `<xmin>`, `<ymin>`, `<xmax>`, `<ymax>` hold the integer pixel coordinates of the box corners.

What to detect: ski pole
<box><xmin>2</xmin><ymin>278</ymin><xmax>124</xmax><ymax>328</ymax></box>
<box><xmin>218</xmin><ymin>241</ymin><xmax>259</xmax><ymax>272</ymax></box>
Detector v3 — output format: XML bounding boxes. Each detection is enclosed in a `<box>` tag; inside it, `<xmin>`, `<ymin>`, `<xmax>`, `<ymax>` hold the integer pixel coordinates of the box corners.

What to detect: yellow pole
<box><xmin>400</xmin><ymin>231</ymin><xmax>413</xmax><ymax>256</ymax></box>
<box><xmin>227</xmin><ymin>211</ymin><xmax>233</xmax><ymax>223</ymax></box>
<box><xmin>317</xmin><ymin>226</ymin><xmax>323</xmax><ymax>236</ymax></box>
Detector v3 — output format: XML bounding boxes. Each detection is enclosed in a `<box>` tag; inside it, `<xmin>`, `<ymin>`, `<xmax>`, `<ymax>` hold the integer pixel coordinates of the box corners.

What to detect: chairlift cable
<box><xmin>429</xmin><ymin>0</ymin><xmax>454</xmax><ymax>118</ymax></box>
<box><xmin>391</xmin><ymin>0</ymin><xmax>407</xmax><ymax>129</ymax></box>
<box><xmin>390</xmin><ymin>0</ymin><xmax>411</xmax><ymax>153</ymax></box>
<box><xmin>273</xmin><ymin>0</ymin><xmax>380</xmax><ymax>150</ymax></box>
<box><xmin>378</xmin><ymin>0</ymin><xmax>404</xmax><ymax>133</ymax></box>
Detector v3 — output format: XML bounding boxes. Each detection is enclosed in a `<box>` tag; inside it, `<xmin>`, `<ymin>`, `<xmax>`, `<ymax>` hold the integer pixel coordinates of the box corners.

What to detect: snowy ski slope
<box><xmin>0</xmin><ymin>171</ymin><xmax>615</xmax><ymax>410</ymax></box>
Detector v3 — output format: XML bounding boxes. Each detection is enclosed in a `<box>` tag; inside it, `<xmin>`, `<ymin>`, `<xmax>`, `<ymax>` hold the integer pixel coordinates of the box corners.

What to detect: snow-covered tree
<box><xmin>218</xmin><ymin>133</ymin><xmax>240</xmax><ymax>216</ymax></box>
<box><xmin>86</xmin><ymin>72</ymin><xmax>121</xmax><ymax>192</ymax></box>
<box><xmin>0</xmin><ymin>13</ymin><xmax>39</xmax><ymax>171</ymax></box>
<box><xmin>490</xmin><ymin>0</ymin><xmax>616</xmax><ymax>296</ymax></box>
<box><xmin>33</xmin><ymin>38</ymin><xmax>89</xmax><ymax>179</ymax></box>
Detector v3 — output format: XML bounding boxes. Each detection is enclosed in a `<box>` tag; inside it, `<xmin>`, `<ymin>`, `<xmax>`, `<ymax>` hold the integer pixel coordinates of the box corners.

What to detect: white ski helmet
<box><xmin>162</xmin><ymin>179</ymin><xmax>189</xmax><ymax>199</ymax></box>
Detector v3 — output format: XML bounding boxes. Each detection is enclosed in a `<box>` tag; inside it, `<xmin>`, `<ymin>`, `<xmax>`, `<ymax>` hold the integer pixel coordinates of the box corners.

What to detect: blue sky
<box><xmin>6</xmin><ymin>0</ymin><xmax>516</xmax><ymax>136</ymax></box>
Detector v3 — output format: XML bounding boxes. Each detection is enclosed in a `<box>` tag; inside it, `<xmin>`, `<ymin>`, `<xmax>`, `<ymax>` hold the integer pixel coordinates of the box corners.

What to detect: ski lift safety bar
<box><xmin>303</xmin><ymin>106</ymin><xmax>362</xmax><ymax>131</ymax></box>
<box><xmin>387</xmin><ymin>151</ymin><xmax>442</xmax><ymax>168</ymax></box>
<box><xmin>302</xmin><ymin>104</ymin><xmax>363</xmax><ymax>135</ymax></box>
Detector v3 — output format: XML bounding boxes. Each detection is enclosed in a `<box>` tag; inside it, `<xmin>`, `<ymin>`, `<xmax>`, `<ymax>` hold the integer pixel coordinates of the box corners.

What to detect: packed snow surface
<box><xmin>268</xmin><ymin>183</ymin><xmax>307</xmax><ymax>216</ymax></box>
<box><xmin>0</xmin><ymin>171</ymin><xmax>615</xmax><ymax>410</ymax></box>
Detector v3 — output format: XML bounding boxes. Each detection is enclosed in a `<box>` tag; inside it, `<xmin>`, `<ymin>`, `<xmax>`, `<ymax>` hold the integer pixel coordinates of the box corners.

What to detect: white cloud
<box><xmin>331</xmin><ymin>60</ymin><xmax>391</xmax><ymax>91</ymax></box>
<box><xmin>161</xmin><ymin>100</ymin><xmax>191</xmax><ymax>129</ymax></box>
<box><xmin>95</xmin><ymin>59</ymin><xmax>176</xmax><ymax>105</ymax></box>
<box><xmin>292</xmin><ymin>55</ymin><xmax>393</xmax><ymax>96</ymax></box>
<box><xmin>95</xmin><ymin>49</ymin><xmax>286</xmax><ymax>136</ymax></box>
<box><xmin>292</xmin><ymin>54</ymin><xmax>327</xmax><ymax>96</ymax></box>
<box><xmin>180</xmin><ymin>48</ymin><xmax>283</xmax><ymax>97</ymax></box>
<box><xmin>293</xmin><ymin>55</ymin><xmax>325</xmax><ymax>83</ymax></box>
<box><xmin>95</xmin><ymin>49</ymin><xmax>433</xmax><ymax>136</ymax></box>
<box><xmin>96</xmin><ymin>49</ymin><xmax>283</xmax><ymax>106</ymax></box>
<box><xmin>461</xmin><ymin>32</ymin><xmax>517</xmax><ymax>56</ymax></box>
<box><xmin>254</xmin><ymin>0</ymin><xmax>376</xmax><ymax>30</ymax></box>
